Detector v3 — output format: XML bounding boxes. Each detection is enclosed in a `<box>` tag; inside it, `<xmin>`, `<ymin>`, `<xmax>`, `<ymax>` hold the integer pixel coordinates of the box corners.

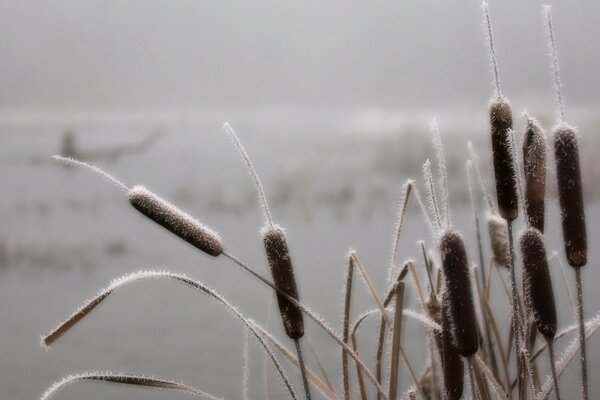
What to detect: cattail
<box><xmin>523</xmin><ymin>116</ymin><xmax>547</xmax><ymax>232</ymax></box>
<box><xmin>554</xmin><ymin>124</ymin><xmax>587</xmax><ymax>267</ymax></box>
<box><xmin>51</xmin><ymin>156</ymin><xmax>224</xmax><ymax>258</ymax></box>
<box><xmin>490</xmin><ymin>98</ymin><xmax>519</xmax><ymax>221</ymax></box>
<box><xmin>439</xmin><ymin>230</ymin><xmax>479</xmax><ymax>356</ymax></box>
<box><xmin>262</xmin><ymin>225</ymin><xmax>304</xmax><ymax>339</ymax></box>
<box><xmin>487</xmin><ymin>213</ymin><xmax>509</xmax><ymax>266</ymax></box>
<box><xmin>520</xmin><ymin>228</ymin><xmax>557</xmax><ymax>339</ymax></box>
<box><xmin>128</xmin><ymin>186</ymin><xmax>223</xmax><ymax>257</ymax></box>
<box><xmin>441</xmin><ymin>290</ymin><xmax>464</xmax><ymax>400</ymax></box>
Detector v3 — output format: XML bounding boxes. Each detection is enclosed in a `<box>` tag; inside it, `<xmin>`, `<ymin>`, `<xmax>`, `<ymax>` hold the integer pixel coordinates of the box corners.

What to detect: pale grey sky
<box><xmin>0</xmin><ymin>1</ymin><xmax>598</xmax><ymax>110</ymax></box>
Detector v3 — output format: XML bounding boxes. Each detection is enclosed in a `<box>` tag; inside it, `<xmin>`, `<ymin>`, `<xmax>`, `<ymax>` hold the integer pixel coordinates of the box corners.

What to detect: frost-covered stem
<box><xmin>543</xmin><ymin>6</ymin><xmax>566</xmax><ymax>123</ymax></box>
<box><xmin>547</xmin><ymin>339</ymin><xmax>561</xmax><ymax>400</ymax></box>
<box><xmin>575</xmin><ymin>268</ymin><xmax>588</xmax><ymax>400</ymax></box>
<box><xmin>52</xmin><ymin>155</ymin><xmax>129</xmax><ymax>192</ymax></box>
<box><xmin>423</xmin><ymin>159</ymin><xmax>443</xmax><ymax>232</ymax></box>
<box><xmin>222</xmin><ymin>251</ymin><xmax>390</xmax><ymax>399</ymax></box>
<box><xmin>294</xmin><ymin>339</ymin><xmax>312</xmax><ymax>400</ymax></box>
<box><xmin>431</xmin><ymin>120</ymin><xmax>451</xmax><ymax>228</ymax></box>
<box><xmin>507</xmin><ymin>221</ymin><xmax>525</xmax><ymax>399</ymax></box>
<box><xmin>223</xmin><ymin>122</ymin><xmax>274</xmax><ymax>229</ymax></box>
<box><xmin>468</xmin><ymin>357</ymin><xmax>480</xmax><ymax>400</ymax></box>
<box><xmin>342</xmin><ymin>256</ymin><xmax>354</xmax><ymax>400</ymax></box>
<box><xmin>243</xmin><ymin>330</ymin><xmax>251</xmax><ymax>400</ymax></box>
<box><xmin>482</xmin><ymin>1</ymin><xmax>502</xmax><ymax>98</ymax></box>
<box><xmin>469</xmin><ymin>163</ymin><xmax>499</xmax><ymax>375</ymax></box>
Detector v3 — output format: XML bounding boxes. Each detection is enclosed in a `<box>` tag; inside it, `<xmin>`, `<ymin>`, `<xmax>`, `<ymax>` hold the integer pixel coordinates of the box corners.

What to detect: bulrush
<box><xmin>522</xmin><ymin>116</ymin><xmax>547</xmax><ymax>232</ymax></box>
<box><xmin>520</xmin><ymin>228</ymin><xmax>557</xmax><ymax>340</ymax></box>
<box><xmin>520</xmin><ymin>228</ymin><xmax>561</xmax><ymax>399</ymax></box>
<box><xmin>441</xmin><ymin>291</ymin><xmax>464</xmax><ymax>400</ymax></box>
<box><xmin>487</xmin><ymin>213</ymin><xmax>510</xmax><ymax>266</ymax></box>
<box><xmin>439</xmin><ymin>230</ymin><xmax>479</xmax><ymax>357</ymax></box>
<box><xmin>490</xmin><ymin>98</ymin><xmax>519</xmax><ymax>221</ymax></box>
<box><xmin>128</xmin><ymin>186</ymin><xmax>223</xmax><ymax>257</ymax></box>
<box><xmin>52</xmin><ymin>156</ymin><xmax>224</xmax><ymax>258</ymax></box>
<box><xmin>262</xmin><ymin>225</ymin><xmax>304</xmax><ymax>339</ymax></box>
<box><xmin>554</xmin><ymin>125</ymin><xmax>587</xmax><ymax>268</ymax></box>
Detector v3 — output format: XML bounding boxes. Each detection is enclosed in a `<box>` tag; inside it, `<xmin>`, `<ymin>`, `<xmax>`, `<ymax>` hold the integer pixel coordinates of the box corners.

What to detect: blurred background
<box><xmin>0</xmin><ymin>1</ymin><xmax>599</xmax><ymax>399</ymax></box>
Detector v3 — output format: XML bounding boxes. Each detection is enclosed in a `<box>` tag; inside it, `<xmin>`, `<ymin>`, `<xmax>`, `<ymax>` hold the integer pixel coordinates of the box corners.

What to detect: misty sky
<box><xmin>0</xmin><ymin>1</ymin><xmax>598</xmax><ymax>110</ymax></box>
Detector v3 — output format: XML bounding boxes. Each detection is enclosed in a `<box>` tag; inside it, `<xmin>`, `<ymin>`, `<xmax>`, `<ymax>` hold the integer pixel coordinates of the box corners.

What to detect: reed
<box><xmin>439</xmin><ymin>230</ymin><xmax>479</xmax><ymax>357</ymax></box>
<box><xmin>544</xmin><ymin>6</ymin><xmax>589</xmax><ymax>398</ymax></box>
<box><xmin>520</xmin><ymin>228</ymin><xmax>560</xmax><ymax>400</ymax></box>
<box><xmin>441</xmin><ymin>291</ymin><xmax>464</xmax><ymax>400</ymax></box>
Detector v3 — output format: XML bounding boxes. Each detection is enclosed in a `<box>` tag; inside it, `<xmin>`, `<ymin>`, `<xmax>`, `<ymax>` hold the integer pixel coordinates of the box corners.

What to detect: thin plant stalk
<box><xmin>575</xmin><ymin>268</ymin><xmax>588</xmax><ymax>400</ymax></box>
<box><xmin>547</xmin><ymin>340</ymin><xmax>561</xmax><ymax>400</ymax></box>
<box><xmin>295</xmin><ymin>339</ymin><xmax>312</xmax><ymax>400</ymax></box>
<box><xmin>222</xmin><ymin>252</ymin><xmax>390</xmax><ymax>400</ymax></box>
<box><xmin>388</xmin><ymin>282</ymin><xmax>405</xmax><ymax>400</ymax></box>
<box><xmin>342</xmin><ymin>255</ymin><xmax>354</xmax><ymax>400</ymax></box>
<box><xmin>468</xmin><ymin>358</ymin><xmax>480</xmax><ymax>400</ymax></box>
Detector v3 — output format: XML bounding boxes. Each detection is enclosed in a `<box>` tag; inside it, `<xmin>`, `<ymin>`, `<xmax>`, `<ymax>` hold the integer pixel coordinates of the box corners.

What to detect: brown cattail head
<box><xmin>487</xmin><ymin>214</ymin><xmax>510</xmax><ymax>266</ymax></box>
<box><xmin>490</xmin><ymin>98</ymin><xmax>519</xmax><ymax>221</ymax></box>
<box><xmin>262</xmin><ymin>225</ymin><xmax>304</xmax><ymax>339</ymax></box>
<box><xmin>523</xmin><ymin>116</ymin><xmax>547</xmax><ymax>232</ymax></box>
<box><xmin>554</xmin><ymin>124</ymin><xmax>587</xmax><ymax>267</ymax></box>
<box><xmin>520</xmin><ymin>228</ymin><xmax>557</xmax><ymax>340</ymax></box>
<box><xmin>439</xmin><ymin>230</ymin><xmax>479</xmax><ymax>356</ymax></box>
<box><xmin>128</xmin><ymin>186</ymin><xmax>223</xmax><ymax>257</ymax></box>
<box><xmin>441</xmin><ymin>290</ymin><xmax>464</xmax><ymax>400</ymax></box>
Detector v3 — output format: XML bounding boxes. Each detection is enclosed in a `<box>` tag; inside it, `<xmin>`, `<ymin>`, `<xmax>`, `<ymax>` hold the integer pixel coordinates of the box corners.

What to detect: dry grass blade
<box><xmin>306</xmin><ymin>337</ymin><xmax>336</xmax><ymax>394</ymax></box>
<box><xmin>243</xmin><ymin>330</ymin><xmax>251</xmax><ymax>400</ymax></box>
<box><xmin>41</xmin><ymin>271</ymin><xmax>298</xmax><ymax>400</ymax></box>
<box><xmin>351</xmin><ymin>252</ymin><xmax>392</xmax><ymax>327</ymax></box>
<box><xmin>388</xmin><ymin>282</ymin><xmax>405</xmax><ymax>400</ymax></box>
<box><xmin>40</xmin><ymin>372</ymin><xmax>222</xmax><ymax>400</ymax></box>
<box><xmin>388</xmin><ymin>180</ymin><xmax>413</xmax><ymax>286</ymax></box>
<box><xmin>536</xmin><ymin>314</ymin><xmax>600</xmax><ymax>400</ymax></box>
<box><xmin>474</xmin><ymin>355</ymin><xmax>510</xmax><ymax>400</ymax></box>
<box><xmin>252</xmin><ymin>321</ymin><xmax>339</xmax><ymax>400</ymax></box>
<box><xmin>222</xmin><ymin>252</ymin><xmax>391</xmax><ymax>400</ymax></box>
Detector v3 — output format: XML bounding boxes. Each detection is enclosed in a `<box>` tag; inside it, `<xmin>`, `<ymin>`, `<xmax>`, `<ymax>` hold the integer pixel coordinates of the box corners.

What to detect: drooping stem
<box><xmin>222</xmin><ymin>251</ymin><xmax>390</xmax><ymax>400</ymax></box>
<box><xmin>295</xmin><ymin>339</ymin><xmax>312</xmax><ymax>400</ymax></box>
<box><xmin>547</xmin><ymin>339</ymin><xmax>561</xmax><ymax>400</ymax></box>
<box><xmin>575</xmin><ymin>268</ymin><xmax>588</xmax><ymax>400</ymax></box>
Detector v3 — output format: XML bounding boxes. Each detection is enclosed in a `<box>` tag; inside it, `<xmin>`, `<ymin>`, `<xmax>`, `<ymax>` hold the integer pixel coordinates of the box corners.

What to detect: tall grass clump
<box><xmin>39</xmin><ymin>4</ymin><xmax>600</xmax><ymax>400</ymax></box>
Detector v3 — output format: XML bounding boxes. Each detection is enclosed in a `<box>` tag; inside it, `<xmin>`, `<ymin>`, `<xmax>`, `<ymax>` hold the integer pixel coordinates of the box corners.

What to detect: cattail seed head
<box><xmin>520</xmin><ymin>228</ymin><xmax>557</xmax><ymax>340</ymax></box>
<box><xmin>262</xmin><ymin>225</ymin><xmax>304</xmax><ymax>339</ymax></box>
<box><xmin>487</xmin><ymin>213</ymin><xmax>510</xmax><ymax>266</ymax></box>
<box><xmin>490</xmin><ymin>98</ymin><xmax>519</xmax><ymax>221</ymax></box>
<box><xmin>439</xmin><ymin>230</ymin><xmax>479</xmax><ymax>356</ymax></box>
<box><xmin>554</xmin><ymin>124</ymin><xmax>587</xmax><ymax>267</ymax></box>
<box><xmin>441</xmin><ymin>291</ymin><xmax>464</xmax><ymax>400</ymax></box>
<box><xmin>128</xmin><ymin>186</ymin><xmax>223</xmax><ymax>257</ymax></box>
<box><xmin>523</xmin><ymin>116</ymin><xmax>547</xmax><ymax>232</ymax></box>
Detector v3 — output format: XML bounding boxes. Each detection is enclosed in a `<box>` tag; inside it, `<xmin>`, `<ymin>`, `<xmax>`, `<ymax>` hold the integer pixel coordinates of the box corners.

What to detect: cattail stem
<box><xmin>468</xmin><ymin>358</ymin><xmax>480</xmax><ymax>400</ymax></box>
<box><xmin>342</xmin><ymin>255</ymin><xmax>354</xmax><ymax>400</ymax></box>
<box><xmin>506</xmin><ymin>221</ymin><xmax>525</xmax><ymax>398</ymax></box>
<box><xmin>575</xmin><ymin>268</ymin><xmax>588</xmax><ymax>400</ymax></box>
<box><xmin>547</xmin><ymin>339</ymin><xmax>561</xmax><ymax>400</ymax></box>
<box><xmin>543</xmin><ymin>6</ymin><xmax>566</xmax><ymax>122</ymax></box>
<box><xmin>294</xmin><ymin>339</ymin><xmax>312</xmax><ymax>400</ymax></box>
<box><xmin>221</xmin><ymin>251</ymin><xmax>390</xmax><ymax>400</ymax></box>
